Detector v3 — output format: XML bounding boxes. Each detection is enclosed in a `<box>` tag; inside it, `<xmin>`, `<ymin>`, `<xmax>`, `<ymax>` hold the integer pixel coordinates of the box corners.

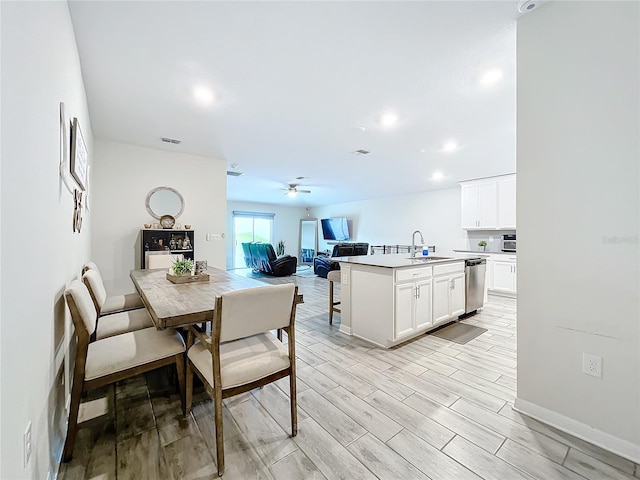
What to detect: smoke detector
<box><xmin>518</xmin><ymin>0</ymin><xmax>545</xmax><ymax>13</ymax></box>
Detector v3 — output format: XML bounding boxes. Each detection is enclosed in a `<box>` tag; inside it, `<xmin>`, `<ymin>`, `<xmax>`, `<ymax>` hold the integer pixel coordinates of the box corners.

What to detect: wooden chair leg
<box><xmin>175</xmin><ymin>354</ymin><xmax>186</xmax><ymax>416</ymax></box>
<box><xmin>185</xmin><ymin>360</ymin><xmax>193</xmax><ymax>416</ymax></box>
<box><xmin>214</xmin><ymin>390</ymin><xmax>224</xmax><ymax>476</ymax></box>
<box><xmin>289</xmin><ymin>371</ymin><xmax>298</xmax><ymax>437</ymax></box>
<box><xmin>328</xmin><ymin>280</ymin><xmax>334</xmax><ymax>325</ymax></box>
<box><xmin>62</xmin><ymin>375</ymin><xmax>84</xmax><ymax>462</ymax></box>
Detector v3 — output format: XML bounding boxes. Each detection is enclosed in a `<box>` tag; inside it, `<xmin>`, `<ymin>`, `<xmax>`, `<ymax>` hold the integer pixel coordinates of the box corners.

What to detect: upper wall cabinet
<box><xmin>497</xmin><ymin>175</ymin><xmax>516</xmax><ymax>229</ymax></box>
<box><xmin>460</xmin><ymin>174</ymin><xmax>516</xmax><ymax>230</ymax></box>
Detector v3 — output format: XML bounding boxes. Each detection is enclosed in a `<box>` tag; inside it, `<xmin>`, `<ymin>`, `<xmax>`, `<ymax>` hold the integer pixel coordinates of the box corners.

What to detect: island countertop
<box><xmin>332</xmin><ymin>253</ymin><xmax>481</xmax><ymax>269</ymax></box>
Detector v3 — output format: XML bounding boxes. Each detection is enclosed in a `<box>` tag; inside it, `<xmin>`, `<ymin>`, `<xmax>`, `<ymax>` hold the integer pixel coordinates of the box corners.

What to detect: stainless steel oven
<box><xmin>502</xmin><ymin>234</ymin><xmax>516</xmax><ymax>252</ymax></box>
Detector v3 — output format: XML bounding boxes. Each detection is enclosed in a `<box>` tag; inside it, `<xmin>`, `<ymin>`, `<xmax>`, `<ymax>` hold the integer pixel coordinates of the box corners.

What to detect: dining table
<box><xmin>130</xmin><ymin>267</ymin><xmax>303</xmax><ymax>329</ymax></box>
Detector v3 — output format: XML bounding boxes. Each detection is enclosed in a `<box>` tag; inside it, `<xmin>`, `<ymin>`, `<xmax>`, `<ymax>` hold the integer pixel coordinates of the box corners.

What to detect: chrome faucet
<box><xmin>411</xmin><ymin>230</ymin><xmax>425</xmax><ymax>258</ymax></box>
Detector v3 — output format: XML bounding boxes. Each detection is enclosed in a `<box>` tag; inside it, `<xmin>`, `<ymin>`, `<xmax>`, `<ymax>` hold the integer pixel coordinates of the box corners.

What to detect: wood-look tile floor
<box><xmin>59</xmin><ymin>268</ymin><xmax>640</xmax><ymax>480</ymax></box>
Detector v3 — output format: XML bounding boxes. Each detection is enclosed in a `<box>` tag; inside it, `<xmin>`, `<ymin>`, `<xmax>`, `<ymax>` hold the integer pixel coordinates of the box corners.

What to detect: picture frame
<box><xmin>70</xmin><ymin>117</ymin><xmax>88</xmax><ymax>191</ymax></box>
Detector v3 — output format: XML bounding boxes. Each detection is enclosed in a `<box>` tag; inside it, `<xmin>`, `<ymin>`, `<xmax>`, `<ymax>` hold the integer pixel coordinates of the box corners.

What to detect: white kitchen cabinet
<box><xmin>432</xmin><ymin>263</ymin><xmax>466</xmax><ymax>324</ymax></box>
<box><xmin>461</xmin><ymin>174</ymin><xmax>516</xmax><ymax>230</ymax></box>
<box><xmin>497</xmin><ymin>174</ymin><xmax>516</xmax><ymax>229</ymax></box>
<box><xmin>492</xmin><ymin>255</ymin><xmax>517</xmax><ymax>294</ymax></box>
<box><xmin>461</xmin><ymin>180</ymin><xmax>497</xmax><ymax>229</ymax></box>
<box><xmin>394</xmin><ymin>271</ymin><xmax>432</xmax><ymax>340</ymax></box>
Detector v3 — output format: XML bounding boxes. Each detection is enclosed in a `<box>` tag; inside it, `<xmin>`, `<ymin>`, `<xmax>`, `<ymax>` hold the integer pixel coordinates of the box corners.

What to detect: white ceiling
<box><xmin>68</xmin><ymin>1</ymin><xmax>521</xmax><ymax>207</ymax></box>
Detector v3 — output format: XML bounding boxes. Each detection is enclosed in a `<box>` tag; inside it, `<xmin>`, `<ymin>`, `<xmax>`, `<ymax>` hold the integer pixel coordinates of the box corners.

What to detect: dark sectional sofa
<box><xmin>313</xmin><ymin>242</ymin><xmax>369</xmax><ymax>278</ymax></box>
<box><xmin>242</xmin><ymin>242</ymin><xmax>297</xmax><ymax>277</ymax></box>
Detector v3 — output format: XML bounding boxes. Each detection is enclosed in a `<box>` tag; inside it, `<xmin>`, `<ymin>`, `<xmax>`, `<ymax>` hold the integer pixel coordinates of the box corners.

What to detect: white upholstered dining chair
<box><xmin>82</xmin><ymin>270</ymin><xmax>154</xmax><ymax>339</ymax></box>
<box><xmin>145</xmin><ymin>251</ymin><xmax>184</xmax><ymax>270</ymax></box>
<box><xmin>185</xmin><ymin>283</ymin><xmax>299</xmax><ymax>477</ymax></box>
<box><xmin>63</xmin><ymin>280</ymin><xmax>186</xmax><ymax>462</ymax></box>
<box><xmin>82</xmin><ymin>261</ymin><xmax>145</xmax><ymax>314</ymax></box>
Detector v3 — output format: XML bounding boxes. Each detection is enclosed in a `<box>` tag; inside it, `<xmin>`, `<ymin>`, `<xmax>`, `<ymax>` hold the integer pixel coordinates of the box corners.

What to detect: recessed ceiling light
<box><xmin>358</xmin><ymin>126</ymin><xmax>366</xmax><ymax>131</ymax></box>
<box><xmin>193</xmin><ymin>85</ymin><xmax>215</xmax><ymax>105</ymax></box>
<box><xmin>380</xmin><ymin>112</ymin><xmax>399</xmax><ymax>128</ymax></box>
<box><xmin>420</xmin><ymin>148</ymin><xmax>427</xmax><ymax>153</ymax></box>
<box><xmin>480</xmin><ymin>69</ymin><xmax>503</xmax><ymax>86</ymax></box>
<box><xmin>441</xmin><ymin>140</ymin><xmax>458</xmax><ymax>152</ymax></box>
<box><xmin>432</xmin><ymin>171</ymin><xmax>444</xmax><ymax>181</ymax></box>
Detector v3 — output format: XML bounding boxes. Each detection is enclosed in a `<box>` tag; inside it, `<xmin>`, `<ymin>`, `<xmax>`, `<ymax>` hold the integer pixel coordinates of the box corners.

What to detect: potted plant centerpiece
<box><xmin>477</xmin><ymin>240</ymin><xmax>487</xmax><ymax>252</ymax></box>
<box><xmin>167</xmin><ymin>258</ymin><xmax>209</xmax><ymax>283</ymax></box>
<box><xmin>170</xmin><ymin>258</ymin><xmax>194</xmax><ymax>276</ymax></box>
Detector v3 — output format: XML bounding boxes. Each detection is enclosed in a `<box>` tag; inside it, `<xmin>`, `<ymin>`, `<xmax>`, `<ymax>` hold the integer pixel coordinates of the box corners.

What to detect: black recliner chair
<box><xmin>243</xmin><ymin>242</ymin><xmax>297</xmax><ymax>277</ymax></box>
<box><xmin>313</xmin><ymin>243</ymin><xmax>369</xmax><ymax>278</ymax></box>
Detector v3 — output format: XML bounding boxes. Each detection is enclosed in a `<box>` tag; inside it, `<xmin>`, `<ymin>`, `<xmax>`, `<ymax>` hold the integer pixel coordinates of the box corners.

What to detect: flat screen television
<box><xmin>321</xmin><ymin>217</ymin><xmax>350</xmax><ymax>241</ymax></box>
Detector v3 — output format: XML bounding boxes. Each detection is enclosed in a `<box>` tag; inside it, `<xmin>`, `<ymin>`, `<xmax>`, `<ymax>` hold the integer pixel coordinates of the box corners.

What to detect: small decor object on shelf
<box><xmin>144</xmin><ymin>223</ymin><xmax>152</xmax><ymax>229</ymax></box>
<box><xmin>276</xmin><ymin>240</ymin><xmax>286</xmax><ymax>257</ymax></box>
<box><xmin>182</xmin><ymin>235</ymin><xmax>192</xmax><ymax>250</ymax></box>
<box><xmin>184</xmin><ymin>224</ymin><xmax>191</xmax><ymax>229</ymax></box>
<box><xmin>478</xmin><ymin>240</ymin><xmax>487</xmax><ymax>252</ymax></box>
<box><xmin>160</xmin><ymin>214</ymin><xmax>175</xmax><ymax>229</ymax></box>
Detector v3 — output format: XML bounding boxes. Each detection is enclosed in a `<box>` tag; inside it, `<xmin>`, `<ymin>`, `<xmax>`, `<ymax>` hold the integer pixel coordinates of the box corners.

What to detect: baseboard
<box><xmin>514</xmin><ymin>398</ymin><xmax>640</xmax><ymax>463</ymax></box>
<box><xmin>487</xmin><ymin>289</ymin><xmax>517</xmax><ymax>299</ymax></box>
<box><xmin>339</xmin><ymin>325</ymin><xmax>351</xmax><ymax>335</ymax></box>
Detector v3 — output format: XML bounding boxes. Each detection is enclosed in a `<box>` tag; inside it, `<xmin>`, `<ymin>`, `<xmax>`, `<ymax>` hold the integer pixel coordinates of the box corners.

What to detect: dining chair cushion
<box><xmin>85</xmin><ymin>327</ymin><xmax>185</xmax><ymax>381</ymax></box>
<box><xmin>83</xmin><ymin>261</ymin><xmax>100</xmax><ymax>275</ymax></box>
<box><xmin>188</xmin><ymin>332</ymin><xmax>290</xmax><ymax>389</ymax></box>
<box><xmin>95</xmin><ymin>308</ymin><xmax>155</xmax><ymax>340</ymax></box>
<box><xmin>66</xmin><ymin>280</ymin><xmax>98</xmax><ymax>335</ymax></box>
<box><xmin>219</xmin><ymin>284</ymin><xmax>295</xmax><ymax>343</ymax></box>
<box><xmin>101</xmin><ymin>292</ymin><xmax>145</xmax><ymax>315</ymax></box>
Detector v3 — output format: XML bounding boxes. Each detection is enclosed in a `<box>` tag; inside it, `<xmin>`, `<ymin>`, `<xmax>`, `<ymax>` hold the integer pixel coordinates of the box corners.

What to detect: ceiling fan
<box><xmin>281</xmin><ymin>183</ymin><xmax>311</xmax><ymax>197</ymax></box>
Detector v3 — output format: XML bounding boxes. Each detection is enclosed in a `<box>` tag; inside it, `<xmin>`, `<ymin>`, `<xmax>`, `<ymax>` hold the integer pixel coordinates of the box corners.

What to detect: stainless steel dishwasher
<box><xmin>462</xmin><ymin>258</ymin><xmax>487</xmax><ymax>317</ymax></box>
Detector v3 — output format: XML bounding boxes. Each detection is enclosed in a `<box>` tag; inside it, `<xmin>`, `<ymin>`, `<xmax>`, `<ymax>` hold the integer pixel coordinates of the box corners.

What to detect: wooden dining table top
<box><xmin>130</xmin><ymin>267</ymin><xmax>302</xmax><ymax>329</ymax></box>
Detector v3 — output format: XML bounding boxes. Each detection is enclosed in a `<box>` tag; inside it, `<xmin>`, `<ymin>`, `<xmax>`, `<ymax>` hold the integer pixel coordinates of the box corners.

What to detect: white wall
<box><xmin>226</xmin><ymin>201</ymin><xmax>306</xmax><ymax>268</ymax></box>
<box><xmin>311</xmin><ymin>187</ymin><xmax>466</xmax><ymax>255</ymax></box>
<box><xmin>1</xmin><ymin>2</ymin><xmax>93</xmax><ymax>478</ymax></box>
<box><xmin>92</xmin><ymin>139</ymin><xmax>227</xmax><ymax>292</ymax></box>
<box><xmin>516</xmin><ymin>1</ymin><xmax>639</xmax><ymax>461</ymax></box>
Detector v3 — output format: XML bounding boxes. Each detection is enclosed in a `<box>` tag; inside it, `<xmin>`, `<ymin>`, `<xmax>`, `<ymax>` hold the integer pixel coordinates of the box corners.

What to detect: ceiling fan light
<box><xmin>287</xmin><ymin>190</ymin><xmax>297</xmax><ymax>197</ymax></box>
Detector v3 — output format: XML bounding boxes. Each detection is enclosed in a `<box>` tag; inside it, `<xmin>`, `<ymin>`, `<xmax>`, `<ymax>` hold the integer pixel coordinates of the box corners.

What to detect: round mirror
<box><xmin>145</xmin><ymin>186</ymin><xmax>184</xmax><ymax>220</ymax></box>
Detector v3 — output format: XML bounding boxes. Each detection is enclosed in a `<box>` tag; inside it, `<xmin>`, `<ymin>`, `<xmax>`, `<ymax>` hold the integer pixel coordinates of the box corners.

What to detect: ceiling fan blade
<box><xmin>298</xmin><ymin>189</ymin><xmax>311</xmax><ymax>193</ymax></box>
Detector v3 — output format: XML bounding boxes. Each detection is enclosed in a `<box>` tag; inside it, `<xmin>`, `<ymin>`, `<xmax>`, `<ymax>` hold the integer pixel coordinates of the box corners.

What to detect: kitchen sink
<box><xmin>406</xmin><ymin>256</ymin><xmax>450</xmax><ymax>261</ymax></box>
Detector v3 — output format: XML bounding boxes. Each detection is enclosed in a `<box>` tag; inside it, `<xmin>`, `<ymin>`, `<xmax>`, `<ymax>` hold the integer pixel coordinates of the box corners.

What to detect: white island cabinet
<box><xmin>337</xmin><ymin>255</ymin><xmax>468</xmax><ymax>348</ymax></box>
<box><xmin>432</xmin><ymin>263</ymin><xmax>466</xmax><ymax>324</ymax></box>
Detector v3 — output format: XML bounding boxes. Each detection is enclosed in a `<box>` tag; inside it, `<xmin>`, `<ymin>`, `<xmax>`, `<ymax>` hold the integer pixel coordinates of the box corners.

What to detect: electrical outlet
<box><xmin>582</xmin><ymin>353</ymin><xmax>602</xmax><ymax>378</ymax></box>
<box><xmin>23</xmin><ymin>421</ymin><xmax>32</xmax><ymax>467</ymax></box>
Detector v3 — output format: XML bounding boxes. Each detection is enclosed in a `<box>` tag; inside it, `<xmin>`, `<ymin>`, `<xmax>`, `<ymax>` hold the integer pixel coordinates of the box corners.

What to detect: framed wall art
<box><xmin>59</xmin><ymin>102</ymin><xmax>75</xmax><ymax>194</ymax></box>
<box><xmin>70</xmin><ymin>117</ymin><xmax>88</xmax><ymax>191</ymax></box>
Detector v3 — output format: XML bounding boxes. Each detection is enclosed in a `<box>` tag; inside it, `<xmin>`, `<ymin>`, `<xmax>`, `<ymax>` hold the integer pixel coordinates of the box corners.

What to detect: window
<box><xmin>232</xmin><ymin>211</ymin><xmax>274</xmax><ymax>268</ymax></box>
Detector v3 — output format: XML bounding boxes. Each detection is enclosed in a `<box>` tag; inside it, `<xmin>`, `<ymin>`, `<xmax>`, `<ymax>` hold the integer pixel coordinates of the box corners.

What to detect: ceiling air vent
<box><xmin>227</xmin><ymin>171</ymin><xmax>243</xmax><ymax>177</ymax></box>
<box><xmin>161</xmin><ymin>137</ymin><xmax>181</xmax><ymax>144</ymax></box>
<box><xmin>354</xmin><ymin>149</ymin><xmax>370</xmax><ymax>155</ymax></box>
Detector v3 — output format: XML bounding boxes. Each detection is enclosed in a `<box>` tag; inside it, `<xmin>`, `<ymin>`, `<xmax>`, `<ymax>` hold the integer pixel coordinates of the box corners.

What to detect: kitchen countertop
<box><xmin>453</xmin><ymin>249</ymin><xmax>517</xmax><ymax>256</ymax></box>
<box><xmin>332</xmin><ymin>253</ymin><xmax>480</xmax><ymax>269</ymax></box>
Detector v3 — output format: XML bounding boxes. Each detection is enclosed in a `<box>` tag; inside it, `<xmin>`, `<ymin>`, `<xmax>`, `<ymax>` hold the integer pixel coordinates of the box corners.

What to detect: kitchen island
<box><xmin>335</xmin><ymin>254</ymin><xmax>477</xmax><ymax>348</ymax></box>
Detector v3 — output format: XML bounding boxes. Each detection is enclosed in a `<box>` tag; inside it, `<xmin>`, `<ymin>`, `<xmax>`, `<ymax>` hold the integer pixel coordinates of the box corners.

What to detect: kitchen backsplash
<box><xmin>465</xmin><ymin>230</ymin><xmax>516</xmax><ymax>252</ymax></box>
